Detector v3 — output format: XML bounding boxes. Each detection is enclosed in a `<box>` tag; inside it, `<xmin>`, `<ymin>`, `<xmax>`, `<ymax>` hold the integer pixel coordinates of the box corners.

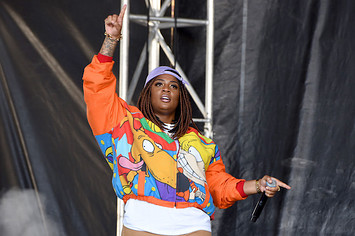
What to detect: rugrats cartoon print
<box><xmin>176</xmin><ymin>132</ymin><xmax>216</xmax><ymax>203</ymax></box>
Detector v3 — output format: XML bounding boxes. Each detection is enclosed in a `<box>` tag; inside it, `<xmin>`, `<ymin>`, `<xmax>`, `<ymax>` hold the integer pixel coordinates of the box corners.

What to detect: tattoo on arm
<box><xmin>99</xmin><ymin>36</ymin><xmax>118</xmax><ymax>57</ymax></box>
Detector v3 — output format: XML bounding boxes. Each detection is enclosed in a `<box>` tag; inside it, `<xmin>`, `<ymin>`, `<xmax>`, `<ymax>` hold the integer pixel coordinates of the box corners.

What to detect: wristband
<box><xmin>255</xmin><ymin>179</ymin><xmax>262</xmax><ymax>194</ymax></box>
<box><xmin>104</xmin><ymin>32</ymin><xmax>122</xmax><ymax>41</ymax></box>
<box><xmin>97</xmin><ymin>53</ymin><xmax>113</xmax><ymax>63</ymax></box>
<box><xmin>236</xmin><ymin>181</ymin><xmax>247</xmax><ymax>198</ymax></box>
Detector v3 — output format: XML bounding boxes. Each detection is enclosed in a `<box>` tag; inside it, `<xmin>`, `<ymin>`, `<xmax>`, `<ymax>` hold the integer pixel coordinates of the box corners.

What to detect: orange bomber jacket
<box><xmin>82</xmin><ymin>56</ymin><xmax>247</xmax><ymax>218</ymax></box>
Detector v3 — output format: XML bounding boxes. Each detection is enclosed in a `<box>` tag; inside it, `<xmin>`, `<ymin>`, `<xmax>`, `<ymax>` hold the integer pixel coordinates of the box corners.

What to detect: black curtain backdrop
<box><xmin>0</xmin><ymin>0</ymin><xmax>354</xmax><ymax>235</ymax></box>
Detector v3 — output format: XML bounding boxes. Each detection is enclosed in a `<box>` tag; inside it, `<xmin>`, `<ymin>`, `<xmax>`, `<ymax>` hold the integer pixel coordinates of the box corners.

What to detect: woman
<box><xmin>83</xmin><ymin>5</ymin><xmax>291</xmax><ymax>236</ymax></box>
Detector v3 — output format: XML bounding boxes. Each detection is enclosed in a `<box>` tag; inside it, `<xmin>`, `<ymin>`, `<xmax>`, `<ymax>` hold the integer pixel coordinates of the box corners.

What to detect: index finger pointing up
<box><xmin>118</xmin><ymin>4</ymin><xmax>127</xmax><ymax>20</ymax></box>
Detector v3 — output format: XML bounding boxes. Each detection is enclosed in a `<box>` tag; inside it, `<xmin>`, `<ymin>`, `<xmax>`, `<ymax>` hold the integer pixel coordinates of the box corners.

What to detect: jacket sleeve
<box><xmin>82</xmin><ymin>55</ymin><xmax>139</xmax><ymax>135</ymax></box>
<box><xmin>206</xmin><ymin>159</ymin><xmax>248</xmax><ymax>209</ymax></box>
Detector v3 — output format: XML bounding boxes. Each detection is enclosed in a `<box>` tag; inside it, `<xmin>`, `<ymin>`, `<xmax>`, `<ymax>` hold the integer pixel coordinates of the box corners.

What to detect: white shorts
<box><xmin>123</xmin><ymin>199</ymin><xmax>211</xmax><ymax>235</ymax></box>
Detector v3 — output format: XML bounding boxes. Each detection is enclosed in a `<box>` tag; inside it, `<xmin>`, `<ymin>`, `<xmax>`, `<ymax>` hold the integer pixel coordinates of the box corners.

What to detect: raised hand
<box><xmin>99</xmin><ymin>5</ymin><xmax>127</xmax><ymax>57</ymax></box>
<box><xmin>104</xmin><ymin>4</ymin><xmax>127</xmax><ymax>40</ymax></box>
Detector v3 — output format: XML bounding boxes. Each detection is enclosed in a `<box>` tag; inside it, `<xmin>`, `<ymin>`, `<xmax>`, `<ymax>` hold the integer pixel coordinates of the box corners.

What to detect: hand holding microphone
<box><xmin>250</xmin><ymin>179</ymin><xmax>276</xmax><ymax>222</ymax></box>
<box><xmin>250</xmin><ymin>176</ymin><xmax>291</xmax><ymax>222</ymax></box>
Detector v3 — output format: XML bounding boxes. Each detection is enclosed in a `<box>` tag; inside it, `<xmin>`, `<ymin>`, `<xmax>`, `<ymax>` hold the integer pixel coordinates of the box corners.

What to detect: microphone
<box><xmin>250</xmin><ymin>179</ymin><xmax>277</xmax><ymax>222</ymax></box>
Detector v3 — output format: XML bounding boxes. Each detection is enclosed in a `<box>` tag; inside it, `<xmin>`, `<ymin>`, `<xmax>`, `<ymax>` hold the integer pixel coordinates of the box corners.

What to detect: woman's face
<box><xmin>150</xmin><ymin>74</ymin><xmax>180</xmax><ymax>121</ymax></box>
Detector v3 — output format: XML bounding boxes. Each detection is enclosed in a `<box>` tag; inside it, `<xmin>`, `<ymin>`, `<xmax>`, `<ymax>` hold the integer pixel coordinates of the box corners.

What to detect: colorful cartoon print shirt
<box><xmin>83</xmin><ymin>56</ymin><xmax>247</xmax><ymax>218</ymax></box>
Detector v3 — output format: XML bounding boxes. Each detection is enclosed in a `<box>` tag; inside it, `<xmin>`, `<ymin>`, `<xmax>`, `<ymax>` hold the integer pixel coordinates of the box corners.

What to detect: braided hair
<box><xmin>137</xmin><ymin>78</ymin><xmax>198</xmax><ymax>139</ymax></box>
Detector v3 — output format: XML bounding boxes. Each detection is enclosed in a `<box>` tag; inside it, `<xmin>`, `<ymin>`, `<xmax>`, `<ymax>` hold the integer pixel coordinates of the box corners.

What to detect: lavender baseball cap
<box><xmin>144</xmin><ymin>66</ymin><xmax>188</xmax><ymax>86</ymax></box>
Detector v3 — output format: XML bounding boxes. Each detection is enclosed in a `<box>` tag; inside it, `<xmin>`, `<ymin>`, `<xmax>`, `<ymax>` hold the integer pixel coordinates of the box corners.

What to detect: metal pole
<box><xmin>149</xmin><ymin>0</ymin><xmax>161</xmax><ymax>71</ymax></box>
<box><xmin>118</xmin><ymin>2</ymin><xmax>129</xmax><ymax>235</ymax></box>
<box><xmin>130</xmin><ymin>15</ymin><xmax>207</xmax><ymax>27</ymax></box>
<box><xmin>205</xmin><ymin>0</ymin><xmax>214</xmax><ymax>138</ymax></box>
<box><xmin>127</xmin><ymin>43</ymin><xmax>147</xmax><ymax>103</ymax></box>
<box><xmin>120</xmin><ymin>0</ymin><xmax>130</xmax><ymax>100</ymax></box>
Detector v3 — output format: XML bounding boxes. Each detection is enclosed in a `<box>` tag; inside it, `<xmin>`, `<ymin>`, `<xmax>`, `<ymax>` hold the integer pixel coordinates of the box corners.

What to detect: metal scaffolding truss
<box><xmin>119</xmin><ymin>0</ymin><xmax>214</xmax><ymax>138</ymax></box>
<box><xmin>116</xmin><ymin>0</ymin><xmax>214</xmax><ymax>234</ymax></box>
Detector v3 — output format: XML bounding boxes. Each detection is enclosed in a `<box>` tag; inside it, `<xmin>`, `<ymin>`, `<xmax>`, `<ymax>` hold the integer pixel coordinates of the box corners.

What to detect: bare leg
<box><xmin>182</xmin><ymin>230</ymin><xmax>211</xmax><ymax>236</ymax></box>
<box><xmin>121</xmin><ymin>226</ymin><xmax>160</xmax><ymax>236</ymax></box>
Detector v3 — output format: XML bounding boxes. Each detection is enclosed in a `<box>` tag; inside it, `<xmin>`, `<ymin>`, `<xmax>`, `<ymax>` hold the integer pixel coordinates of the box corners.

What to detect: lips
<box><xmin>161</xmin><ymin>95</ymin><xmax>171</xmax><ymax>102</ymax></box>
